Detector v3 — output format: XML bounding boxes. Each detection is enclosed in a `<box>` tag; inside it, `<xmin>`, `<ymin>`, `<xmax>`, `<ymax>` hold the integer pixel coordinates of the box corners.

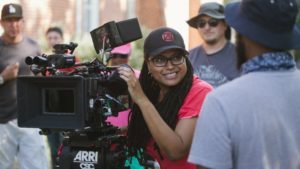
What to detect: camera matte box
<box><xmin>17</xmin><ymin>76</ymin><xmax>86</xmax><ymax>129</ymax></box>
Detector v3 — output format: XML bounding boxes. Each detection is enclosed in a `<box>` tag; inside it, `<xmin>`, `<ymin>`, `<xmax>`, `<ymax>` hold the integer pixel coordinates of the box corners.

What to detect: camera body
<box><xmin>25</xmin><ymin>42</ymin><xmax>78</xmax><ymax>76</ymax></box>
<box><xmin>17</xmin><ymin>74</ymin><xmax>126</xmax><ymax>130</ymax></box>
<box><xmin>17</xmin><ymin>18</ymin><xmax>144</xmax><ymax>169</ymax></box>
<box><xmin>18</xmin><ymin>58</ymin><xmax>129</xmax><ymax>169</ymax></box>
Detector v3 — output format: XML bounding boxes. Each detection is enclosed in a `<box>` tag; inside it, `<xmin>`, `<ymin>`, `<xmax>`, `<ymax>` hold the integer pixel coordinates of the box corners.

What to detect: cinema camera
<box><xmin>16</xmin><ymin>18</ymin><xmax>154</xmax><ymax>169</ymax></box>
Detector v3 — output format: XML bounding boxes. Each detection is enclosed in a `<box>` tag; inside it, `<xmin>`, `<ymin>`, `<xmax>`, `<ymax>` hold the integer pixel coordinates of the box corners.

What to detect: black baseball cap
<box><xmin>1</xmin><ymin>3</ymin><xmax>23</xmax><ymax>20</ymax></box>
<box><xmin>187</xmin><ymin>2</ymin><xmax>224</xmax><ymax>28</ymax></box>
<box><xmin>144</xmin><ymin>27</ymin><xmax>188</xmax><ymax>56</ymax></box>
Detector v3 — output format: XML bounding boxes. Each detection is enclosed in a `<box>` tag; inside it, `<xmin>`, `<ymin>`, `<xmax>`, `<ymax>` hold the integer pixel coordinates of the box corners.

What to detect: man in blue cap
<box><xmin>188</xmin><ymin>0</ymin><xmax>300</xmax><ymax>169</ymax></box>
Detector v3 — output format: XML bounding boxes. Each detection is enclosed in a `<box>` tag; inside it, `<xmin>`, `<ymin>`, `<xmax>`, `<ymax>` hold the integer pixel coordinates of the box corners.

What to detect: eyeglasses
<box><xmin>149</xmin><ymin>53</ymin><xmax>186</xmax><ymax>67</ymax></box>
<box><xmin>110</xmin><ymin>54</ymin><xmax>128</xmax><ymax>59</ymax></box>
<box><xmin>197</xmin><ymin>18</ymin><xmax>219</xmax><ymax>28</ymax></box>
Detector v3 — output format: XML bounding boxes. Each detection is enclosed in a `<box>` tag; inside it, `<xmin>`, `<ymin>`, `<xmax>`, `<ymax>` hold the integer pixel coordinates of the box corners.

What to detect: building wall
<box><xmin>188</xmin><ymin>0</ymin><xmax>202</xmax><ymax>49</ymax></box>
<box><xmin>0</xmin><ymin>0</ymin><xmax>221</xmax><ymax>50</ymax></box>
<box><xmin>136</xmin><ymin>0</ymin><xmax>166</xmax><ymax>29</ymax></box>
<box><xmin>0</xmin><ymin>0</ymin><xmax>77</xmax><ymax>41</ymax></box>
<box><xmin>100</xmin><ymin>0</ymin><xmax>128</xmax><ymax>23</ymax></box>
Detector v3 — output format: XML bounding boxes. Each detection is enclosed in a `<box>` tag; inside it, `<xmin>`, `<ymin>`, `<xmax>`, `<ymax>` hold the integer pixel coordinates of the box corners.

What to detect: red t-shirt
<box><xmin>146</xmin><ymin>76</ymin><xmax>213</xmax><ymax>169</ymax></box>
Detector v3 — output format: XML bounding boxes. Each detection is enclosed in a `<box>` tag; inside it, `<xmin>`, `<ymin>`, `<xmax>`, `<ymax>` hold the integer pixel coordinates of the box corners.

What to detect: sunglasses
<box><xmin>149</xmin><ymin>53</ymin><xmax>186</xmax><ymax>67</ymax></box>
<box><xmin>110</xmin><ymin>54</ymin><xmax>128</xmax><ymax>59</ymax></box>
<box><xmin>197</xmin><ymin>18</ymin><xmax>220</xmax><ymax>28</ymax></box>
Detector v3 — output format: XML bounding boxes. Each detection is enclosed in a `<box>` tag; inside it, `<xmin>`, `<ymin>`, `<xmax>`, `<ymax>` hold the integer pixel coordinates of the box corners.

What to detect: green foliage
<box><xmin>71</xmin><ymin>34</ymin><xmax>98</xmax><ymax>62</ymax></box>
<box><xmin>40</xmin><ymin>26</ymin><xmax>151</xmax><ymax>69</ymax></box>
<box><xmin>224</xmin><ymin>0</ymin><xmax>231</xmax><ymax>4</ymax></box>
<box><xmin>68</xmin><ymin>27</ymin><xmax>151</xmax><ymax>70</ymax></box>
<box><xmin>224</xmin><ymin>0</ymin><xmax>239</xmax><ymax>4</ymax></box>
<box><xmin>39</xmin><ymin>31</ymin><xmax>97</xmax><ymax>61</ymax></box>
<box><xmin>129</xmin><ymin>26</ymin><xmax>151</xmax><ymax>70</ymax></box>
<box><xmin>73</xmin><ymin>26</ymin><xmax>151</xmax><ymax>70</ymax></box>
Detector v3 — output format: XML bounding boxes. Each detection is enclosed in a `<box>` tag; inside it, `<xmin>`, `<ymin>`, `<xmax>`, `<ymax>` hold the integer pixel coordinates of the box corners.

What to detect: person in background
<box><xmin>105</xmin><ymin>43</ymin><xmax>143</xmax><ymax>169</ymax></box>
<box><xmin>106</xmin><ymin>43</ymin><xmax>140</xmax><ymax>128</ymax></box>
<box><xmin>118</xmin><ymin>27</ymin><xmax>213</xmax><ymax>169</ymax></box>
<box><xmin>187</xmin><ymin>2</ymin><xmax>240</xmax><ymax>88</ymax></box>
<box><xmin>45</xmin><ymin>26</ymin><xmax>65</xmax><ymax>168</ymax></box>
<box><xmin>0</xmin><ymin>3</ymin><xmax>49</xmax><ymax>169</ymax></box>
<box><xmin>107</xmin><ymin>43</ymin><xmax>132</xmax><ymax>66</ymax></box>
<box><xmin>188</xmin><ymin>0</ymin><xmax>300</xmax><ymax>169</ymax></box>
<box><xmin>45</xmin><ymin>26</ymin><xmax>64</xmax><ymax>53</ymax></box>
<box><xmin>45</xmin><ymin>26</ymin><xmax>79</xmax><ymax>76</ymax></box>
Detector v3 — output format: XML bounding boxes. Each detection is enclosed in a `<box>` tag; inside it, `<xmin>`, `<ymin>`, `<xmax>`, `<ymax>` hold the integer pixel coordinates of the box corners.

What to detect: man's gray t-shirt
<box><xmin>188</xmin><ymin>70</ymin><xmax>300</xmax><ymax>169</ymax></box>
<box><xmin>0</xmin><ymin>37</ymin><xmax>41</xmax><ymax>123</ymax></box>
<box><xmin>189</xmin><ymin>42</ymin><xmax>240</xmax><ymax>87</ymax></box>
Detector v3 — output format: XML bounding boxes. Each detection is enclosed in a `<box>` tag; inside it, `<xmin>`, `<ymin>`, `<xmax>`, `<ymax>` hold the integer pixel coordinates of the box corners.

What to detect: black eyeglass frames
<box><xmin>149</xmin><ymin>54</ymin><xmax>186</xmax><ymax>67</ymax></box>
<box><xmin>197</xmin><ymin>18</ymin><xmax>220</xmax><ymax>28</ymax></box>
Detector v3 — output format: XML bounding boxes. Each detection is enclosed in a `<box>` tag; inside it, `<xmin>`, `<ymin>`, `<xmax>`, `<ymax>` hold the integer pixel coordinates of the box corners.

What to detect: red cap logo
<box><xmin>162</xmin><ymin>31</ymin><xmax>174</xmax><ymax>42</ymax></box>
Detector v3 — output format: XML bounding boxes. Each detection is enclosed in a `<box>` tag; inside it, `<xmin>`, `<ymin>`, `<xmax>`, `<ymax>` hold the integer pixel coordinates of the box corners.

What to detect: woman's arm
<box><xmin>141</xmin><ymin>100</ymin><xmax>197</xmax><ymax>160</ymax></box>
<box><xmin>118</xmin><ymin>66</ymin><xmax>197</xmax><ymax>160</ymax></box>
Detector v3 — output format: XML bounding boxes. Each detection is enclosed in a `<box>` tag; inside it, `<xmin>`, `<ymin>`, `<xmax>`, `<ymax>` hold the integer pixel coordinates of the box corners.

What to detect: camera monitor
<box><xmin>90</xmin><ymin>18</ymin><xmax>142</xmax><ymax>54</ymax></box>
<box><xmin>17</xmin><ymin>76</ymin><xmax>86</xmax><ymax>129</ymax></box>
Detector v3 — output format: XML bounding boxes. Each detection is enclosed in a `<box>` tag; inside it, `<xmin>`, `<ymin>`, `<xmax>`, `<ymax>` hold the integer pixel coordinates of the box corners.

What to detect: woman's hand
<box><xmin>118</xmin><ymin>65</ymin><xmax>197</xmax><ymax>160</ymax></box>
<box><xmin>117</xmin><ymin>65</ymin><xmax>147</xmax><ymax>105</ymax></box>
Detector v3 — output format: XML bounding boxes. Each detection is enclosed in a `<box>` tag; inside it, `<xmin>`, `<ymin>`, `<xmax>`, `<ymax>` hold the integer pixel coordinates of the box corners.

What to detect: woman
<box><xmin>118</xmin><ymin>27</ymin><xmax>213</xmax><ymax>169</ymax></box>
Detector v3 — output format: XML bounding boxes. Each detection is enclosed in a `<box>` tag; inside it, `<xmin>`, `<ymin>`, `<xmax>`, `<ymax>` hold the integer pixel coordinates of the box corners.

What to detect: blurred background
<box><xmin>1</xmin><ymin>0</ymin><xmax>300</xmax><ymax>69</ymax></box>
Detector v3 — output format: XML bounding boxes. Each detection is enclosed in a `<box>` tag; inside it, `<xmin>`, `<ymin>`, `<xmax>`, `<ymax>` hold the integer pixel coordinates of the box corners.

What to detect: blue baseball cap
<box><xmin>225</xmin><ymin>0</ymin><xmax>300</xmax><ymax>50</ymax></box>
